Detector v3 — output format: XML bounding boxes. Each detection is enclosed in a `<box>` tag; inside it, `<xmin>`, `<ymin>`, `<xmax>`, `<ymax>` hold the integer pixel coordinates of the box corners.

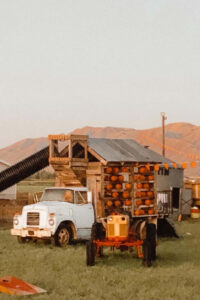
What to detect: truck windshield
<box><xmin>41</xmin><ymin>189</ymin><xmax>74</xmax><ymax>203</ymax></box>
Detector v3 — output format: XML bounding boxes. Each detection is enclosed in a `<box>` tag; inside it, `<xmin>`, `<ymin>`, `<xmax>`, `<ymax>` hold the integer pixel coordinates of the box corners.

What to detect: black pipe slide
<box><xmin>0</xmin><ymin>147</ymin><xmax>49</xmax><ymax>192</ymax></box>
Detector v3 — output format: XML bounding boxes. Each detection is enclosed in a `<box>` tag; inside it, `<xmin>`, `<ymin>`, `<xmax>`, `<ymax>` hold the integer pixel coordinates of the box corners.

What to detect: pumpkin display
<box><xmin>106</xmin><ymin>200</ymin><xmax>113</xmax><ymax>207</ymax></box>
<box><xmin>139</xmin><ymin>209</ymin><xmax>145</xmax><ymax>215</ymax></box>
<box><xmin>122</xmin><ymin>167</ymin><xmax>129</xmax><ymax>172</ymax></box>
<box><xmin>136</xmin><ymin>199</ymin><xmax>142</xmax><ymax>206</ymax></box>
<box><xmin>125</xmin><ymin>183</ymin><xmax>132</xmax><ymax>190</ymax></box>
<box><xmin>106</xmin><ymin>183</ymin><xmax>113</xmax><ymax>190</ymax></box>
<box><xmin>111</xmin><ymin>175</ymin><xmax>118</xmax><ymax>182</ymax></box>
<box><xmin>134</xmin><ymin>175</ymin><xmax>139</xmax><ymax>181</ymax></box>
<box><xmin>105</xmin><ymin>167</ymin><xmax>112</xmax><ymax>174</ymax></box>
<box><xmin>136</xmin><ymin>191</ymin><xmax>141</xmax><ymax>198</ymax></box>
<box><xmin>114</xmin><ymin>200</ymin><xmax>121</xmax><ymax>207</ymax></box>
<box><xmin>140</xmin><ymin>175</ymin><xmax>146</xmax><ymax>181</ymax></box>
<box><xmin>115</xmin><ymin>183</ymin><xmax>122</xmax><ymax>190</ymax></box>
<box><xmin>148</xmin><ymin>209</ymin><xmax>155</xmax><ymax>215</ymax></box>
<box><xmin>143</xmin><ymin>183</ymin><xmax>149</xmax><ymax>189</ymax></box>
<box><xmin>148</xmin><ymin>175</ymin><xmax>154</xmax><ymax>181</ymax></box>
<box><xmin>112</xmin><ymin>192</ymin><xmax>119</xmax><ymax>199</ymax></box>
<box><xmin>147</xmin><ymin>191</ymin><xmax>154</xmax><ymax>198</ymax></box>
<box><xmin>139</xmin><ymin>167</ymin><xmax>147</xmax><ymax>174</ymax></box>
<box><xmin>141</xmin><ymin>191</ymin><xmax>146</xmax><ymax>197</ymax></box>
<box><xmin>118</xmin><ymin>175</ymin><xmax>124</xmax><ymax>182</ymax></box>
<box><xmin>122</xmin><ymin>191</ymin><xmax>129</xmax><ymax>199</ymax></box>
<box><xmin>113</xmin><ymin>167</ymin><xmax>120</xmax><ymax>174</ymax></box>
<box><xmin>124</xmin><ymin>199</ymin><xmax>131</xmax><ymax>206</ymax></box>
<box><xmin>137</xmin><ymin>183</ymin><xmax>143</xmax><ymax>189</ymax></box>
<box><xmin>145</xmin><ymin>199</ymin><xmax>151</xmax><ymax>206</ymax></box>
<box><xmin>135</xmin><ymin>210</ymin><xmax>140</xmax><ymax>216</ymax></box>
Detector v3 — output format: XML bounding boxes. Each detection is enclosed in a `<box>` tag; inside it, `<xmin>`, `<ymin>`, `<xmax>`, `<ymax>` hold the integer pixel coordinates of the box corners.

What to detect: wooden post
<box><xmin>161</xmin><ymin>112</ymin><xmax>167</xmax><ymax>157</ymax></box>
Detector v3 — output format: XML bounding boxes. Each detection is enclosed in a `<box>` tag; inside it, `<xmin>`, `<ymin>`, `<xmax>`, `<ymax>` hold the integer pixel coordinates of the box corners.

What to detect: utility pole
<box><xmin>161</xmin><ymin>112</ymin><xmax>167</xmax><ymax>157</ymax></box>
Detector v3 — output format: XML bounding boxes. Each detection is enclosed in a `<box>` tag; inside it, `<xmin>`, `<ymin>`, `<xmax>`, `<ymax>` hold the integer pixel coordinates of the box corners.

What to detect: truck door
<box><xmin>73</xmin><ymin>191</ymin><xmax>94</xmax><ymax>239</ymax></box>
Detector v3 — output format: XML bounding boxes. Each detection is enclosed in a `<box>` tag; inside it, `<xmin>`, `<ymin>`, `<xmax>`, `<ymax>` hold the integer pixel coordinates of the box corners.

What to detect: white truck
<box><xmin>11</xmin><ymin>187</ymin><xmax>95</xmax><ymax>246</ymax></box>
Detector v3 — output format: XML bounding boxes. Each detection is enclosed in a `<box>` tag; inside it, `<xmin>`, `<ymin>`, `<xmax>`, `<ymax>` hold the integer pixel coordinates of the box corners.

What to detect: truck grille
<box><xmin>27</xmin><ymin>212</ymin><xmax>40</xmax><ymax>226</ymax></box>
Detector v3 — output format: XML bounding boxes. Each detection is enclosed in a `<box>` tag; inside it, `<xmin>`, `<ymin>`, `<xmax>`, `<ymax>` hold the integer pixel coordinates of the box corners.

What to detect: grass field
<box><xmin>0</xmin><ymin>220</ymin><xmax>200</xmax><ymax>300</ymax></box>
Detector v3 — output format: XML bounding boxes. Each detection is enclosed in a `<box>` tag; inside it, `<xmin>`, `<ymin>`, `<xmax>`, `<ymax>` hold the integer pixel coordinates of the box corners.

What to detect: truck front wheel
<box><xmin>17</xmin><ymin>236</ymin><xmax>29</xmax><ymax>243</ymax></box>
<box><xmin>54</xmin><ymin>224</ymin><xmax>72</xmax><ymax>247</ymax></box>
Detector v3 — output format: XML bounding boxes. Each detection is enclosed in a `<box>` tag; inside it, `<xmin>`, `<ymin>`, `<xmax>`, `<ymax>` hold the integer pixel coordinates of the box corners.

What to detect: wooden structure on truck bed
<box><xmin>48</xmin><ymin>134</ymin><xmax>174</xmax><ymax>220</ymax></box>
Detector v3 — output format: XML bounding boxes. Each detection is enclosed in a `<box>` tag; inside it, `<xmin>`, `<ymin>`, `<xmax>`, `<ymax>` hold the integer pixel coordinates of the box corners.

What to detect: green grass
<box><xmin>0</xmin><ymin>221</ymin><xmax>200</xmax><ymax>300</ymax></box>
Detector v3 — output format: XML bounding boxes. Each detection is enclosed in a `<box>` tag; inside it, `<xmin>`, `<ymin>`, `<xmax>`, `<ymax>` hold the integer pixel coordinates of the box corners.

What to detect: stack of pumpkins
<box><xmin>134</xmin><ymin>165</ymin><xmax>155</xmax><ymax>216</ymax></box>
<box><xmin>104</xmin><ymin>166</ymin><xmax>132</xmax><ymax>209</ymax></box>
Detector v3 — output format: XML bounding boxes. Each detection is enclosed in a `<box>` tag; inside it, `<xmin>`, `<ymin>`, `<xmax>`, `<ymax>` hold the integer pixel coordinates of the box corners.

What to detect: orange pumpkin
<box><xmin>124</xmin><ymin>199</ymin><xmax>131</xmax><ymax>206</ymax></box>
<box><xmin>136</xmin><ymin>191</ymin><xmax>141</xmax><ymax>198</ymax></box>
<box><xmin>141</xmin><ymin>191</ymin><xmax>146</xmax><ymax>197</ymax></box>
<box><xmin>122</xmin><ymin>191</ymin><xmax>129</xmax><ymax>199</ymax></box>
<box><xmin>122</xmin><ymin>167</ymin><xmax>129</xmax><ymax>173</ymax></box>
<box><xmin>106</xmin><ymin>183</ymin><xmax>113</xmax><ymax>191</ymax></box>
<box><xmin>106</xmin><ymin>200</ymin><xmax>113</xmax><ymax>207</ymax></box>
<box><xmin>113</xmin><ymin>167</ymin><xmax>120</xmax><ymax>174</ymax></box>
<box><xmin>105</xmin><ymin>167</ymin><xmax>112</xmax><ymax>174</ymax></box>
<box><xmin>147</xmin><ymin>191</ymin><xmax>154</xmax><ymax>198</ymax></box>
<box><xmin>143</xmin><ymin>183</ymin><xmax>149</xmax><ymax>189</ymax></box>
<box><xmin>145</xmin><ymin>199</ymin><xmax>151</xmax><ymax>206</ymax></box>
<box><xmin>112</xmin><ymin>192</ymin><xmax>119</xmax><ymax>199</ymax></box>
<box><xmin>114</xmin><ymin>200</ymin><xmax>121</xmax><ymax>207</ymax></box>
<box><xmin>148</xmin><ymin>175</ymin><xmax>154</xmax><ymax>181</ymax></box>
<box><xmin>111</xmin><ymin>175</ymin><xmax>118</xmax><ymax>182</ymax></box>
<box><xmin>139</xmin><ymin>209</ymin><xmax>145</xmax><ymax>215</ymax></box>
<box><xmin>115</xmin><ymin>183</ymin><xmax>122</xmax><ymax>190</ymax></box>
<box><xmin>118</xmin><ymin>175</ymin><xmax>124</xmax><ymax>183</ymax></box>
<box><xmin>139</xmin><ymin>167</ymin><xmax>147</xmax><ymax>174</ymax></box>
<box><xmin>140</xmin><ymin>175</ymin><xmax>146</xmax><ymax>181</ymax></box>
<box><xmin>133</xmin><ymin>175</ymin><xmax>139</xmax><ymax>181</ymax></box>
<box><xmin>136</xmin><ymin>199</ymin><xmax>142</xmax><ymax>206</ymax></box>
<box><xmin>148</xmin><ymin>209</ymin><xmax>155</xmax><ymax>215</ymax></box>
<box><xmin>135</xmin><ymin>210</ymin><xmax>140</xmax><ymax>216</ymax></box>
<box><xmin>125</xmin><ymin>183</ymin><xmax>132</xmax><ymax>190</ymax></box>
<box><xmin>137</xmin><ymin>183</ymin><xmax>143</xmax><ymax>189</ymax></box>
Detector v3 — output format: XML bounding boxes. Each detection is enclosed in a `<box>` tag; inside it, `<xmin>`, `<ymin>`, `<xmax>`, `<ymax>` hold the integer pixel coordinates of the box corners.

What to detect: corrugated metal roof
<box><xmin>88</xmin><ymin>138</ymin><xmax>172</xmax><ymax>163</ymax></box>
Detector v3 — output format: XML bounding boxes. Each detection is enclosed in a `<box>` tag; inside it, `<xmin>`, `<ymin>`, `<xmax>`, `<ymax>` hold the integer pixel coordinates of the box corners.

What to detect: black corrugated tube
<box><xmin>0</xmin><ymin>147</ymin><xmax>49</xmax><ymax>192</ymax></box>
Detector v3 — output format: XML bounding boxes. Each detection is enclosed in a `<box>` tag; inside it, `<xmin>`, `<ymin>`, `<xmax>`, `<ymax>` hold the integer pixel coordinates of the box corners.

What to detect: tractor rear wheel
<box><xmin>86</xmin><ymin>240</ymin><xmax>95</xmax><ymax>266</ymax></box>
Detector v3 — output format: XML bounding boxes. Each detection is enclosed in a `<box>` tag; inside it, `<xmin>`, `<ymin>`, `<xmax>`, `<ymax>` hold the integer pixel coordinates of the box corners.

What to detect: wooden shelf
<box><xmin>133</xmin><ymin>214</ymin><xmax>158</xmax><ymax>218</ymax></box>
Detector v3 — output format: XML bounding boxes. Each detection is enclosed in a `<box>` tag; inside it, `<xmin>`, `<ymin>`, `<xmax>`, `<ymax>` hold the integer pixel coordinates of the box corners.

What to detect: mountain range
<box><xmin>0</xmin><ymin>122</ymin><xmax>199</xmax><ymax>176</ymax></box>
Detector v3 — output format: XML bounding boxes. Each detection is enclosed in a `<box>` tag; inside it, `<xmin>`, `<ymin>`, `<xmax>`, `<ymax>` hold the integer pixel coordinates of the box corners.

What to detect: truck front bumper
<box><xmin>10</xmin><ymin>228</ymin><xmax>52</xmax><ymax>238</ymax></box>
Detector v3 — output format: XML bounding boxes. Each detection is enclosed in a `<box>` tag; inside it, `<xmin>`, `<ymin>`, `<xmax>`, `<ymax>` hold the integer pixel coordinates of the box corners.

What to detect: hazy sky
<box><xmin>0</xmin><ymin>0</ymin><xmax>200</xmax><ymax>148</ymax></box>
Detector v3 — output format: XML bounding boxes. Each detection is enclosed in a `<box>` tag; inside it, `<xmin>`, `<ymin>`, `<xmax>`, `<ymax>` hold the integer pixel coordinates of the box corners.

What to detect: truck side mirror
<box><xmin>87</xmin><ymin>191</ymin><xmax>92</xmax><ymax>203</ymax></box>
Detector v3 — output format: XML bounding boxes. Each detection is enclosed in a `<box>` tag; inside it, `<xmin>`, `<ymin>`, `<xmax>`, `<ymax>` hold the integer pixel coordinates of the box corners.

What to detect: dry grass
<box><xmin>17</xmin><ymin>179</ymin><xmax>54</xmax><ymax>194</ymax></box>
<box><xmin>0</xmin><ymin>220</ymin><xmax>200</xmax><ymax>300</ymax></box>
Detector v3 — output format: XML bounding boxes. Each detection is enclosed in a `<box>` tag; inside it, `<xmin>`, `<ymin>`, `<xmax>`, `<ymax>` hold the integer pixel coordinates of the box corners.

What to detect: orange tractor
<box><xmin>86</xmin><ymin>212</ymin><xmax>157</xmax><ymax>267</ymax></box>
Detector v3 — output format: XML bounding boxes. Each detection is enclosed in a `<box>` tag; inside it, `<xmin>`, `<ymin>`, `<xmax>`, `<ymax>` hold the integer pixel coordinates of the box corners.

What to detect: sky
<box><xmin>0</xmin><ymin>0</ymin><xmax>200</xmax><ymax>148</ymax></box>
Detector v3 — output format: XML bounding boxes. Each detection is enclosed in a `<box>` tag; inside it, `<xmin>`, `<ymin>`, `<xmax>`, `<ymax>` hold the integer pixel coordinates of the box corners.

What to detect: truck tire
<box><xmin>86</xmin><ymin>240</ymin><xmax>95</xmax><ymax>266</ymax></box>
<box><xmin>54</xmin><ymin>224</ymin><xmax>72</xmax><ymax>247</ymax></box>
<box><xmin>17</xmin><ymin>236</ymin><xmax>28</xmax><ymax>244</ymax></box>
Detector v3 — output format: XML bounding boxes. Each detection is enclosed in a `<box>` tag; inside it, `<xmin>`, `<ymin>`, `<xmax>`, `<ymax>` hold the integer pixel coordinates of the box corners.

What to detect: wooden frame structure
<box><xmin>48</xmin><ymin>134</ymin><xmax>158</xmax><ymax>221</ymax></box>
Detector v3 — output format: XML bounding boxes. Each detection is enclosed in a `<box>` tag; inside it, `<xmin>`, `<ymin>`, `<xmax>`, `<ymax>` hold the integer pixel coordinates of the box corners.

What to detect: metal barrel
<box><xmin>0</xmin><ymin>147</ymin><xmax>49</xmax><ymax>192</ymax></box>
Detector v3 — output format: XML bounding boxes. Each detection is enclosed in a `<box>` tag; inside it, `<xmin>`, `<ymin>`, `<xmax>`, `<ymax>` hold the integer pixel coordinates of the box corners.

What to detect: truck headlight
<box><xmin>14</xmin><ymin>218</ymin><xmax>19</xmax><ymax>226</ymax></box>
<box><xmin>49</xmin><ymin>218</ymin><xmax>54</xmax><ymax>226</ymax></box>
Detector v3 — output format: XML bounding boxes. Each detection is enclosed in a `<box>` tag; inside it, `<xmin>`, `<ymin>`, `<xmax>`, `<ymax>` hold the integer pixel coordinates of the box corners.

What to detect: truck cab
<box><xmin>11</xmin><ymin>187</ymin><xmax>95</xmax><ymax>246</ymax></box>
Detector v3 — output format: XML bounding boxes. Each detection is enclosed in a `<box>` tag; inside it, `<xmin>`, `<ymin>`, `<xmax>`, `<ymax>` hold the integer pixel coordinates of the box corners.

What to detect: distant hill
<box><xmin>0</xmin><ymin>122</ymin><xmax>199</xmax><ymax>176</ymax></box>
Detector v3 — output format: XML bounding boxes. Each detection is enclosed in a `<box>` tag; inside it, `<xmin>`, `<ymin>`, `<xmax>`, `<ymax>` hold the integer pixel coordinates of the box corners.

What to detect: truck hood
<box><xmin>23</xmin><ymin>201</ymin><xmax>72</xmax><ymax>214</ymax></box>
